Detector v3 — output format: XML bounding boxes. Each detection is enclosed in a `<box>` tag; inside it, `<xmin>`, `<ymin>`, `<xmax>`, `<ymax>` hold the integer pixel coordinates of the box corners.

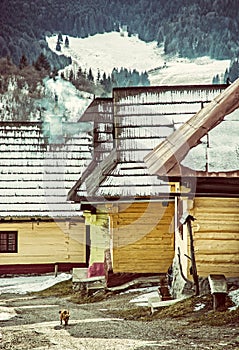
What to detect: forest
<box><xmin>1</xmin><ymin>0</ymin><xmax>239</xmax><ymax>86</ymax></box>
<box><xmin>1</xmin><ymin>0</ymin><xmax>239</xmax><ymax>65</ymax></box>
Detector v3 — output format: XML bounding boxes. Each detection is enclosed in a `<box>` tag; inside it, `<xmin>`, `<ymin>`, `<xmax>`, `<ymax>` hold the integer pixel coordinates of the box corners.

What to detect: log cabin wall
<box><xmin>111</xmin><ymin>201</ymin><xmax>175</xmax><ymax>273</ymax></box>
<box><xmin>190</xmin><ymin>197</ymin><xmax>239</xmax><ymax>278</ymax></box>
<box><xmin>0</xmin><ymin>220</ymin><xmax>86</xmax><ymax>274</ymax></box>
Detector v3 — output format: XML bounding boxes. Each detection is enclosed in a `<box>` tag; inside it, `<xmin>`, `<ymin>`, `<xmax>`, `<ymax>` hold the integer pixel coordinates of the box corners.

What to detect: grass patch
<box><xmin>32</xmin><ymin>279</ymin><xmax>107</xmax><ymax>303</ymax></box>
<box><xmin>105</xmin><ymin>294</ymin><xmax>239</xmax><ymax>326</ymax></box>
<box><xmin>31</xmin><ymin>279</ymin><xmax>73</xmax><ymax>297</ymax></box>
<box><xmin>70</xmin><ymin>290</ymin><xmax>108</xmax><ymax>304</ymax></box>
<box><xmin>196</xmin><ymin>308</ymin><xmax>239</xmax><ymax>326</ymax></box>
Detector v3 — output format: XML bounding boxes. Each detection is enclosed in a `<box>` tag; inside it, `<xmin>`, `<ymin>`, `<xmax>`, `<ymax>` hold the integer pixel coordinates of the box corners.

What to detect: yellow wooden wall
<box><xmin>84</xmin><ymin>211</ymin><xmax>110</xmax><ymax>267</ymax></box>
<box><xmin>111</xmin><ymin>201</ymin><xmax>175</xmax><ymax>273</ymax></box>
<box><xmin>191</xmin><ymin>197</ymin><xmax>239</xmax><ymax>278</ymax></box>
<box><xmin>0</xmin><ymin>220</ymin><xmax>85</xmax><ymax>265</ymax></box>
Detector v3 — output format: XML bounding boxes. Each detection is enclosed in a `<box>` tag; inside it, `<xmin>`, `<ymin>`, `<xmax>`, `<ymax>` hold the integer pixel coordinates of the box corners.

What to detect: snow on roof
<box><xmin>144</xmin><ymin>79</ymin><xmax>239</xmax><ymax>176</ymax></box>
<box><xmin>70</xmin><ymin>84</ymin><xmax>228</xmax><ymax>200</ymax></box>
<box><xmin>182</xmin><ymin>114</ymin><xmax>239</xmax><ymax>172</ymax></box>
<box><xmin>0</xmin><ymin>121</ymin><xmax>93</xmax><ymax>218</ymax></box>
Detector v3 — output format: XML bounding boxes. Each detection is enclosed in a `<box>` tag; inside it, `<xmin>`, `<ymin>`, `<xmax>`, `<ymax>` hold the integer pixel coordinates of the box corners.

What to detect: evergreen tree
<box><xmin>34</xmin><ymin>53</ymin><xmax>51</xmax><ymax>72</ymax></box>
<box><xmin>97</xmin><ymin>69</ymin><xmax>101</xmax><ymax>83</ymax></box>
<box><xmin>87</xmin><ymin>68</ymin><xmax>94</xmax><ymax>82</ymax></box>
<box><xmin>56</xmin><ymin>41</ymin><xmax>61</xmax><ymax>52</ymax></box>
<box><xmin>65</xmin><ymin>36</ymin><xmax>69</xmax><ymax>48</ymax></box>
<box><xmin>19</xmin><ymin>54</ymin><xmax>28</xmax><ymax>69</ymax></box>
<box><xmin>58</xmin><ymin>32</ymin><xmax>63</xmax><ymax>42</ymax></box>
<box><xmin>77</xmin><ymin>66</ymin><xmax>84</xmax><ymax>79</ymax></box>
<box><xmin>100</xmin><ymin>72</ymin><xmax>107</xmax><ymax>88</ymax></box>
<box><xmin>69</xmin><ymin>69</ymin><xmax>74</xmax><ymax>82</ymax></box>
<box><xmin>224</xmin><ymin>68</ymin><xmax>230</xmax><ymax>84</ymax></box>
<box><xmin>140</xmin><ymin>71</ymin><xmax>150</xmax><ymax>86</ymax></box>
<box><xmin>212</xmin><ymin>74</ymin><xmax>220</xmax><ymax>84</ymax></box>
<box><xmin>229</xmin><ymin>59</ymin><xmax>239</xmax><ymax>81</ymax></box>
<box><xmin>100</xmin><ymin>72</ymin><xmax>112</xmax><ymax>94</ymax></box>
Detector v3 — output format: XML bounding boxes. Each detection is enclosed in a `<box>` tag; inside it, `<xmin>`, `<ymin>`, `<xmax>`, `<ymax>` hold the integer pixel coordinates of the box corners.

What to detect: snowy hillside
<box><xmin>42</xmin><ymin>77</ymin><xmax>93</xmax><ymax>122</ymax></box>
<box><xmin>46</xmin><ymin>31</ymin><xmax>230</xmax><ymax>86</ymax></box>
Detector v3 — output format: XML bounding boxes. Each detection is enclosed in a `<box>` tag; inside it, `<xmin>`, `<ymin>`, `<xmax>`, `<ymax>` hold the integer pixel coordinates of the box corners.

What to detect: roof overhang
<box><xmin>144</xmin><ymin>79</ymin><xmax>239</xmax><ymax>176</ymax></box>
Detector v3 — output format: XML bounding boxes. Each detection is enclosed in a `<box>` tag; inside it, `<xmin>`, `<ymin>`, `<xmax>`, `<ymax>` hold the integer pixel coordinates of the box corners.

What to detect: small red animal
<box><xmin>59</xmin><ymin>309</ymin><xmax>70</xmax><ymax>326</ymax></box>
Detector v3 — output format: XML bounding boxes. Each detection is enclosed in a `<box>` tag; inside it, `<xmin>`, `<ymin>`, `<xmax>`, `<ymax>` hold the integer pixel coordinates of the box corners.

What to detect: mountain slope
<box><xmin>1</xmin><ymin>0</ymin><xmax>239</xmax><ymax>66</ymax></box>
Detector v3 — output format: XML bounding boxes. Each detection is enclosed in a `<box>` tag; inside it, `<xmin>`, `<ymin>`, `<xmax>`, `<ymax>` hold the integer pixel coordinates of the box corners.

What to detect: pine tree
<box><xmin>34</xmin><ymin>53</ymin><xmax>51</xmax><ymax>72</ymax></box>
<box><xmin>19</xmin><ymin>54</ymin><xmax>28</xmax><ymax>69</ymax></box>
<box><xmin>58</xmin><ymin>32</ymin><xmax>63</xmax><ymax>42</ymax></box>
<box><xmin>87</xmin><ymin>68</ymin><xmax>94</xmax><ymax>82</ymax></box>
<box><xmin>69</xmin><ymin>69</ymin><xmax>74</xmax><ymax>82</ymax></box>
<box><xmin>140</xmin><ymin>71</ymin><xmax>150</xmax><ymax>86</ymax></box>
<box><xmin>100</xmin><ymin>72</ymin><xmax>107</xmax><ymax>87</ymax></box>
<box><xmin>97</xmin><ymin>69</ymin><xmax>101</xmax><ymax>83</ymax></box>
<box><xmin>77</xmin><ymin>66</ymin><xmax>84</xmax><ymax>79</ymax></box>
<box><xmin>56</xmin><ymin>41</ymin><xmax>61</xmax><ymax>52</ymax></box>
<box><xmin>212</xmin><ymin>74</ymin><xmax>220</xmax><ymax>84</ymax></box>
<box><xmin>65</xmin><ymin>36</ymin><xmax>69</xmax><ymax>48</ymax></box>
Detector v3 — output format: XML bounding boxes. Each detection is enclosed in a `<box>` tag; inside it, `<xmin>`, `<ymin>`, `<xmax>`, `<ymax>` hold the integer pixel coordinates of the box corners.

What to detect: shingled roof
<box><xmin>144</xmin><ymin>79</ymin><xmax>239</xmax><ymax>178</ymax></box>
<box><xmin>0</xmin><ymin>120</ymin><xmax>92</xmax><ymax>218</ymax></box>
<box><xmin>68</xmin><ymin>84</ymin><xmax>228</xmax><ymax>203</ymax></box>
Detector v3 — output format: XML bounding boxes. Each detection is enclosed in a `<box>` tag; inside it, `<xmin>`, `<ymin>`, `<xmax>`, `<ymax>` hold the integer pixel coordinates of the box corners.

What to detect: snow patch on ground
<box><xmin>129</xmin><ymin>289</ymin><xmax>159</xmax><ymax>306</ymax></box>
<box><xmin>194</xmin><ymin>303</ymin><xmax>206</xmax><ymax>311</ymax></box>
<box><xmin>46</xmin><ymin>31</ymin><xmax>230</xmax><ymax>86</ymax></box>
<box><xmin>43</xmin><ymin>77</ymin><xmax>93</xmax><ymax>122</ymax></box>
<box><xmin>0</xmin><ymin>273</ymin><xmax>71</xmax><ymax>295</ymax></box>
<box><xmin>229</xmin><ymin>289</ymin><xmax>239</xmax><ymax>310</ymax></box>
<box><xmin>0</xmin><ymin>307</ymin><xmax>16</xmax><ymax>321</ymax></box>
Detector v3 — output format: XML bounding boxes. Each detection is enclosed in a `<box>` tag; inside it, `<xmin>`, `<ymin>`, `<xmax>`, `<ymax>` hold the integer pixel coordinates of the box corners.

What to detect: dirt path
<box><xmin>0</xmin><ymin>293</ymin><xmax>238</xmax><ymax>350</ymax></box>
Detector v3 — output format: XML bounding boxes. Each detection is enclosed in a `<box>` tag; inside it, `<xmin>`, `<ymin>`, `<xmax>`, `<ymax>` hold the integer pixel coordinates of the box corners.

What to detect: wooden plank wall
<box><xmin>192</xmin><ymin>197</ymin><xmax>239</xmax><ymax>277</ymax></box>
<box><xmin>0</xmin><ymin>221</ymin><xmax>86</xmax><ymax>266</ymax></box>
<box><xmin>112</xmin><ymin>201</ymin><xmax>174</xmax><ymax>273</ymax></box>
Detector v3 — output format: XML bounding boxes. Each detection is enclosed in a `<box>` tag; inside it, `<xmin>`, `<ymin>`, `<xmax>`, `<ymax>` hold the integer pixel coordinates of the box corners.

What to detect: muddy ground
<box><xmin>0</xmin><ymin>283</ymin><xmax>238</xmax><ymax>350</ymax></box>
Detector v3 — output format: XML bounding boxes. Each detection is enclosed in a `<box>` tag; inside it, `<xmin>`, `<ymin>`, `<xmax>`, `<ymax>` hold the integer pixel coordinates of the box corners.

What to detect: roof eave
<box><xmin>144</xmin><ymin>79</ymin><xmax>239</xmax><ymax>176</ymax></box>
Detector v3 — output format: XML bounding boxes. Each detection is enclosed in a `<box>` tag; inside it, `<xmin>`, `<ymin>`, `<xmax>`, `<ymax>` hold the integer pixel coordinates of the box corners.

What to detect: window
<box><xmin>0</xmin><ymin>231</ymin><xmax>18</xmax><ymax>253</ymax></box>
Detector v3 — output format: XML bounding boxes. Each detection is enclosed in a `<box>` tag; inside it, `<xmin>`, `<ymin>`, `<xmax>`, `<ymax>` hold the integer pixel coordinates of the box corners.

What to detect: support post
<box><xmin>54</xmin><ymin>263</ymin><xmax>58</xmax><ymax>277</ymax></box>
<box><xmin>186</xmin><ymin>215</ymin><xmax>199</xmax><ymax>296</ymax></box>
<box><xmin>180</xmin><ymin>213</ymin><xmax>199</xmax><ymax>296</ymax></box>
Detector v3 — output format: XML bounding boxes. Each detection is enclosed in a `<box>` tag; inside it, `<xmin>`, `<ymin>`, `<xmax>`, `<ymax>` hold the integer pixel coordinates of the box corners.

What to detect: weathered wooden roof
<box><xmin>0</xmin><ymin>120</ymin><xmax>92</xmax><ymax>218</ymax></box>
<box><xmin>67</xmin><ymin>98</ymin><xmax>114</xmax><ymax>202</ymax></box>
<box><xmin>69</xmin><ymin>84</ymin><xmax>228</xmax><ymax>202</ymax></box>
<box><xmin>144</xmin><ymin>79</ymin><xmax>239</xmax><ymax>178</ymax></box>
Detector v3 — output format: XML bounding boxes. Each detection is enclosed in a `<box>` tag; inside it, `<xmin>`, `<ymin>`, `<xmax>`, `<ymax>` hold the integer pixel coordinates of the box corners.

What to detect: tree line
<box><xmin>64</xmin><ymin>65</ymin><xmax>150</xmax><ymax>96</ymax></box>
<box><xmin>0</xmin><ymin>49</ymin><xmax>149</xmax><ymax>98</ymax></box>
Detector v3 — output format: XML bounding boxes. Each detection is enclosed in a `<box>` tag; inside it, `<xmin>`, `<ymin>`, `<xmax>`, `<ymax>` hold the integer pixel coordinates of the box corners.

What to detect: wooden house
<box><xmin>68</xmin><ymin>84</ymin><xmax>228</xmax><ymax>286</ymax></box>
<box><xmin>0</xmin><ymin>118</ymin><xmax>93</xmax><ymax>275</ymax></box>
<box><xmin>145</xmin><ymin>80</ymin><xmax>239</xmax><ymax>297</ymax></box>
<box><xmin>69</xmin><ymin>97</ymin><xmax>114</xmax><ymax>277</ymax></box>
